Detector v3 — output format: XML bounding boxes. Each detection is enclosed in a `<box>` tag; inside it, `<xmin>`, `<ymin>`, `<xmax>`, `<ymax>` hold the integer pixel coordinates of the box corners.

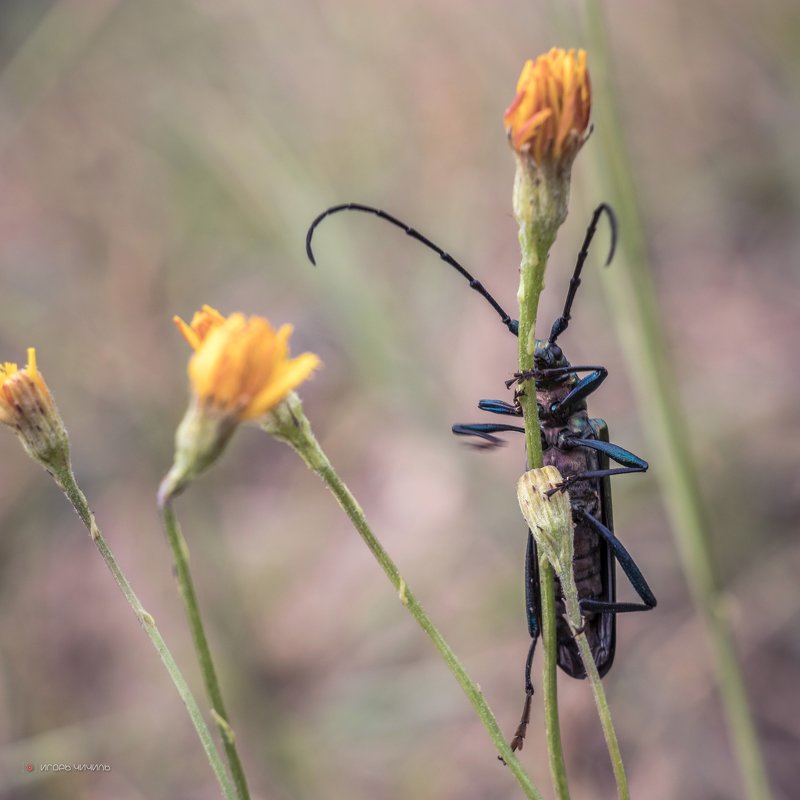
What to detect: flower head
<box><xmin>174</xmin><ymin>305</ymin><xmax>320</xmax><ymax>422</ymax></box>
<box><xmin>504</xmin><ymin>48</ymin><xmax>591</xmax><ymax>167</ymax></box>
<box><xmin>0</xmin><ymin>348</ymin><xmax>71</xmax><ymax>472</ymax></box>
<box><xmin>160</xmin><ymin>306</ymin><xmax>320</xmax><ymax>504</ymax></box>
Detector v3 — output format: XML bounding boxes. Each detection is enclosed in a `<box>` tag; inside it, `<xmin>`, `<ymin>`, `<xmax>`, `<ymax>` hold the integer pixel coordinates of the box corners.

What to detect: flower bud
<box><xmin>504</xmin><ymin>49</ymin><xmax>592</xmax><ymax>242</ymax></box>
<box><xmin>504</xmin><ymin>48</ymin><xmax>591</xmax><ymax>168</ymax></box>
<box><xmin>0</xmin><ymin>348</ymin><xmax>71</xmax><ymax>474</ymax></box>
<box><xmin>517</xmin><ymin>466</ymin><xmax>574</xmax><ymax>586</ymax></box>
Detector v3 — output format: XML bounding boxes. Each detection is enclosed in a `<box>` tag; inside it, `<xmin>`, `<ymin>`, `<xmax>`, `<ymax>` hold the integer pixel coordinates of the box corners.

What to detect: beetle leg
<box><xmin>574</xmin><ymin>509</ymin><xmax>657</xmax><ymax>612</ymax></box>
<box><xmin>477</xmin><ymin>398</ymin><xmax>523</xmax><ymax>417</ymax></box>
<box><xmin>506</xmin><ymin>364</ymin><xmax>607</xmax><ymax>388</ymax></box>
<box><xmin>451</xmin><ymin>423</ymin><xmax>525</xmax><ymax>447</ymax></box>
<box><xmin>506</xmin><ymin>531</ymin><xmax>539</xmax><ymax>755</ymax></box>
<box><xmin>562</xmin><ymin>437</ymin><xmax>648</xmax><ymax>471</ymax></box>
<box><xmin>509</xmin><ymin>643</ymin><xmax>536</xmax><ymax>753</ymax></box>
<box><xmin>545</xmin><ymin>466</ymin><xmax>646</xmax><ymax>496</ymax></box>
<box><xmin>549</xmin><ymin>368</ymin><xmax>608</xmax><ymax>413</ymax></box>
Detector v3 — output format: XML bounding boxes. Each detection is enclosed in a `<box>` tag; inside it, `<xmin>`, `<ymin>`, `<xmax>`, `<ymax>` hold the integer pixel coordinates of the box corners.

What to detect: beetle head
<box><xmin>534</xmin><ymin>339</ymin><xmax>567</xmax><ymax>371</ymax></box>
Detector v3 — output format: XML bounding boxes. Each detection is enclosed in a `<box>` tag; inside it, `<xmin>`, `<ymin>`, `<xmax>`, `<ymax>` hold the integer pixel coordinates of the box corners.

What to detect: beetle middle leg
<box><xmin>546</xmin><ymin>438</ymin><xmax>648</xmax><ymax>495</ymax></box>
<box><xmin>451</xmin><ymin>397</ymin><xmax>526</xmax><ymax>446</ymax></box>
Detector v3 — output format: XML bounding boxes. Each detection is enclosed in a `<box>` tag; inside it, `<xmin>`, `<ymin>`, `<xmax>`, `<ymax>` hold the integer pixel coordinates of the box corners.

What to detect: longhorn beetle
<box><xmin>305</xmin><ymin>202</ymin><xmax>657</xmax><ymax>753</ymax></box>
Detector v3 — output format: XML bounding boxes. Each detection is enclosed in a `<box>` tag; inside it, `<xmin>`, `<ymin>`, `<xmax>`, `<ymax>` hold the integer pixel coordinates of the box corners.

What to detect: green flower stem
<box><xmin>583</xmin><ymin>5</ymin><xmax>773</xmax><ymax>798</ymax></box>
<box><xmin>52</xmin><ymin>467</ymin><xmax>236</xmax><ymax>800</ymax></box>
<box><xmin>537</xmin><ymin>557</ymin><xmax>570</xmax><ymax>800</ymax></box>
<box><xmin>514</xmin><ymin>159</ymin><xmax>570</xmax><ymax>800</ymax></box>
<box><xmin>160</xmin><ymin>502</ymin><xmax>251</xmax><ymax>800</ymax></box>
<box><xmin>572</xmin><ymin>630</ymin><xmax>628</xmax><ymax>800</ymax></box>
<box><xmin>560</xmin><ymin>571</ymin><xmax>629</xmax><ymax>800</ymax></box>
<box><xmin>264</xmin><ymin>394</ymin><xmax>544</xmax><ymax>800</ymax></box>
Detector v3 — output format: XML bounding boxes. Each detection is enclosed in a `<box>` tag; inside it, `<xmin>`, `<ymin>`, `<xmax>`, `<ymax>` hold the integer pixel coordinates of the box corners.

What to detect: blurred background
<box><xmin>0</xmin><ymin>1</ymin><xmax>798</xmax><ymax>798</ymax></box>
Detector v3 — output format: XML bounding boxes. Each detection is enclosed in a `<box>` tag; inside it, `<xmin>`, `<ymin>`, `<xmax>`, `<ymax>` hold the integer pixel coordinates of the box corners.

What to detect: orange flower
<box><xmin>0</xmin><ymin>348</ymin><xmax>53</xmax><ymax>427</ymax></box>
<box><xmin>504</xmin><ymin>48</ymin><xmax>591</xmax><ymax>166</ymax></box>
<box><xmin>160</xmin><ymin>306</ymin><xmax>320</xmax><ymax>503</ymax></box>
<box><xmin>173</xmin><ymin>305</ymin><xmax>320</xmax><ymax>422</ymax></box>
<box><xmin>0</xmin><ymin>348</ymin><xmax>71</xmax><ymax>472</ymax></box>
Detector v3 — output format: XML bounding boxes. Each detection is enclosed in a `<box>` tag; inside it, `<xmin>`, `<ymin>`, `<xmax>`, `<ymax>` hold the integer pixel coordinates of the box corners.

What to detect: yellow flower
<box><xmin>173</xmin><ymin>305</ymin><xmax>320</xmax><ymax>422</ymax></box>
<box><xmin>504</xmin><ymin>48</ymin><xmax>591</xmax><ymax>166</ymax></box>
<box><xmin>160</xmin><ymin>306</ymin><xmax>320</xmax><ymax>504</ymax></box>
<box><xmin>0</xmin><ymin>348</ymin><xmax>70</xmax><ymax>472</ymax></box>
<box><xmin>173</xmin><ymin>304</ymin><xmax>226</xmax><ymax>350</ymax></box>
<box><xmin>0</xmin><ymin>347</ymin><xmax>52</xmax><ymax>426</ymax></box>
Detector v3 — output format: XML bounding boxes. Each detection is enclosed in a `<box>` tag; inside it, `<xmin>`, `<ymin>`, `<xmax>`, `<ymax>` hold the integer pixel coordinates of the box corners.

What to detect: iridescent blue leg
<box><xmin>544</xmin><ymin>437</ymin><xmax>647</xmax><ymax>494</ymax></box>
<box><xmin>573</xmin><ymin>509</ymin><xmax>657</xmax><ymax>613</ymax></box>
<box><xmin>451</xmin><ymin>423</ymin><xmax>525</xmax><ymax>446</ymax></box>
<box><xmin>564</xmin><ymin>437</ymin><xmax>648</xmax><ymax>471</ymax></box>
<box><xmin>551</xmin><ymin>368</ymin><xmax>607</xmax><ymax>413</ymax></box>
<box><xmin>478</xmin><ymin>399</ymin><xmax>522</xmax><ymax>417</ymax></box>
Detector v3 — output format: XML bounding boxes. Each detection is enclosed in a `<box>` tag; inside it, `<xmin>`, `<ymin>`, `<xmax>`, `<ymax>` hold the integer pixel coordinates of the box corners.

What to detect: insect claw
<box><xmin>571</xmin><ymin>621</ymin><xmax>586</xmax><ymax>637</ymax></box>
<box><xmin>544</xmin><ymin>482</ymin><xmax>563</xmax><ymax>498</ymax></box>
<box><xmin>507</xmin><ymin>369</ymin><xmax>541</xmax><ymax>389</ymax></box>
<box><xmin>507</xmin><ymin>688</ymin><xmax>534</xmax><ymax>754</ymax></box>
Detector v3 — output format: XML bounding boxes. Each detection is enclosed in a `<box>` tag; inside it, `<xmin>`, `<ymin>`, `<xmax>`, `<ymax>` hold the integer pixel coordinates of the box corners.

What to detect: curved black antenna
<box><xmin>306</xmin><ymin>203</ymin><xmax>519</xmax><ymax>336</ymax></box>
<box><xmin>548</xmin><ymin>203</ymin><xmax>617</xmax><ymax>345</ymax></box>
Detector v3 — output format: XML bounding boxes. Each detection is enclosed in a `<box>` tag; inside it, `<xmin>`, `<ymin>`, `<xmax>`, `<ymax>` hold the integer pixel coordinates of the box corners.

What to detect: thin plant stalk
<box><xmin>264</xmin><ymin>395</ymin><xmax>544</xmax><ymax>800</ymax></box>
<box><xmin>516</xmin><ymin>221</ymin><xmax>571</xmax><ymax>800</ymax></box>
<box><xmin>53</xmin><ymin>469</ymin><xmax>236</xmax><ymax>800</ymax></box>
<box><xmin>159</xmin><ymin>502</ymin><xmax>251</xmax><ymax>800</ymax></box>
<box><xmin>582</xmin><ymin>3</ymin><xmax>773</xmax><ymax>798</ymax></box>
<box><xmin>572</xmin><ymin>626</ymin><xmax>628</xmax><ymax>800</ymax></box>
<box><xmin>559</xmin><ymin>565</ymin><xmax>629</xmax><ymax>800</ymax></box>
<box><xmin>515</xmin><ymin>162</ymin><xmax>631</xmax><ymax>797</ymax></box>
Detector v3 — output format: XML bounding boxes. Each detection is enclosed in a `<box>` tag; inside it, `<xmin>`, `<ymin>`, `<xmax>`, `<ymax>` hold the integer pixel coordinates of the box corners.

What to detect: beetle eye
<box><xmin>540</xmin><ymin>428</ymin><xmax>548</xmax><ymax>450</ymax></box>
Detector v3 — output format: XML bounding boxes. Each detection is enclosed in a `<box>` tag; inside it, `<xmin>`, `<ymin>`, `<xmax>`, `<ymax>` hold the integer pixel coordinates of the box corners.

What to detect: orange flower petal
<box><xmin>504</xmin><ymin>48</ymin><xmax>591</xmax><ymax>165</ymax></box>
<box><xmin>179</xmin><ymin>307</ymin><xmax>320</xmax><ymax>422</ymax></box>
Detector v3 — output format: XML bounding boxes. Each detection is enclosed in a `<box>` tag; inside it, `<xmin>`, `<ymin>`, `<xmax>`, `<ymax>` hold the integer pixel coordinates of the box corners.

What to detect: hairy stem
<box><xmin>159</xmin><ymin>502</ymin><xmax>251</xmax><ymax>800</ymax></box>
<box><xmin>562</xmin><ymin>575</ymin><xmax>629</xmax><ymax>800</ymax></box>
<box><xmin>264</xmin><ymin>395</ymin><xmax>544</xmax><ymax>800</ymax></box>
<box><xmin>53</xmin><ymin>467</ymin><xmax>236</xmax><ymax>800</ymax></box>
<box><xmin>515</xmin><ymin>184</ymin><xmax>570</xmax><ymax>799</ymax></box>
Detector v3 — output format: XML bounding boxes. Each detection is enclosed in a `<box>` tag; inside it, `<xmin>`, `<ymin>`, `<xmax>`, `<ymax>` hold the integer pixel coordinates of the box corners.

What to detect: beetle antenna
<box><xmin>306</xmin><ymin>203</ymin><xmax>519</xmax><ymax>336</ymax></box>
<box><xmin>548</xmin><ymin>203</ymin><xmax>617</xmax><ymax>345</ymax></box>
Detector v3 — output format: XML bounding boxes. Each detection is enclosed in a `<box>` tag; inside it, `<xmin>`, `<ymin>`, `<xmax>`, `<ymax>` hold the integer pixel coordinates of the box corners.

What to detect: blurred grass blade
<box><xmin>581</xmin><ymin>3</ymin><xmax>773</xmax><ymax>798</ymax></box>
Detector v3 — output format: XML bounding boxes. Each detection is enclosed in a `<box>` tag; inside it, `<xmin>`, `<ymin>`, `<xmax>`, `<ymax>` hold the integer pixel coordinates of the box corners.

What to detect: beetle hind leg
<box><xmin>509</xmin><ymin>638</ymin><xmax>537</xmax><ymax>753</ymax></box>
<box><xmin>575</xmin><ymin>509</ymin><xmax>657</xmax><ymax>613</ymax></box>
